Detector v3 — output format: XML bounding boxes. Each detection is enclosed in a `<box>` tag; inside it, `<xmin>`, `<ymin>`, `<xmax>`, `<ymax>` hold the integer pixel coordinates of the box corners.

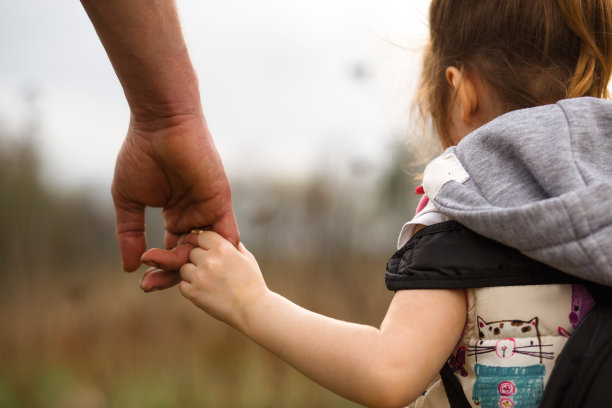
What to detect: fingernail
<box><xmin>190</xmin><ymin>229</ymin><xmax>205</xmax><ymax>235</ymax></box>
<box><xmin>143</xmin><ymin>260</ymin><xmax>160</xmax><ymax>268</ymax></box>
<box><xmin>143</xmin><ymin>286</ymin><xmax>159</xmax><ymax>293</ymax></box>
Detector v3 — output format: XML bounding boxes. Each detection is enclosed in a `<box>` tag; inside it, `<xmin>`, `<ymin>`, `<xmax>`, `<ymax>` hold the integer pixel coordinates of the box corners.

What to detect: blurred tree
<box><xmin>375</xmin><ymin>138</ymin><xmax>422</xmax><ymax>240</ymax></box>
<box><xmin>0</xmin><ymin>90</ymin><xmax>423</xmax><ymax>300</ymax></box>
<box><xmin>0</xmin><ymin>93</ymin><xmax>116</xmax><ymax>289</ymax></box>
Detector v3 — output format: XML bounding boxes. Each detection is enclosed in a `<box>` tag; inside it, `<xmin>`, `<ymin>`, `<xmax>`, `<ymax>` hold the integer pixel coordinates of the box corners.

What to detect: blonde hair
<box><xmin>416</xmin><ymin>0</ymin><xmax>612</xmax><ymax>148</ymax></box>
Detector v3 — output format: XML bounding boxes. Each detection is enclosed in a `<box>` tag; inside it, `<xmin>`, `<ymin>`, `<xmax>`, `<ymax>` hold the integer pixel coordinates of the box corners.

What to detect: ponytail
<box><xmin>556</xmin><ymin>0</ymin><xmax>612</xmax><ymax>98</ymax></box>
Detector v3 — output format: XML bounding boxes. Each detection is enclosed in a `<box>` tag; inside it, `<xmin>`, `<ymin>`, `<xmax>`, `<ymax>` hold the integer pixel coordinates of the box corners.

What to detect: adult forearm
<box><xmin>80</xmin><ymin>0</ymin><xmax>202</xmax><ymax>121</ymax></box>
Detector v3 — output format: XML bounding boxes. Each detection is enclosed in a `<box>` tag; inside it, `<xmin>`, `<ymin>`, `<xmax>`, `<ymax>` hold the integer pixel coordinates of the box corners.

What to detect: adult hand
<box><xmin>80</xmin><ymin>0</ymin><xmax>240</xmax><ymax>290</ymax></box>
<box><xmin>113</xmin><ymin>113</ymin><xmax>239</xmax><ymax>290</ymax></box>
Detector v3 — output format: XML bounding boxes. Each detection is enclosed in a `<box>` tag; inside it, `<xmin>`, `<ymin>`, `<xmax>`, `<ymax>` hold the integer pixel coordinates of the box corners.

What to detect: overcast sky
<box><xmin>0</xmin><ymin>0</ymin><xmax>431</xmax><ymax>191</ymax></box>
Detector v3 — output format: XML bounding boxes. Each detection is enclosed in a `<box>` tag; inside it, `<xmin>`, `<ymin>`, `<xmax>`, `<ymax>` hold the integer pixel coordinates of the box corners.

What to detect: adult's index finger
<box><xmin>115</xmin><ymin>205</ymin><xmax>147</xmax><ymax>272</ymax></box>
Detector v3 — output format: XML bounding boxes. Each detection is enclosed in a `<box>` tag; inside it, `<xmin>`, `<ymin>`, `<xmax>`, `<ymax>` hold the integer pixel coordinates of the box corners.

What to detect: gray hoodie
<box><xmin>430</xmin><ymin>97</ymin><xmax>612</xmax><ymax>286</ymax></box>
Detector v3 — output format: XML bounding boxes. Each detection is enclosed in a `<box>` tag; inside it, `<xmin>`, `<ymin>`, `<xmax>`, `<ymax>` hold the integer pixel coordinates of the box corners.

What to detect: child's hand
<box><xmin>179</xmin><ymin>231</ymin><xmax>268</xmax><ymax>329</ymax></box>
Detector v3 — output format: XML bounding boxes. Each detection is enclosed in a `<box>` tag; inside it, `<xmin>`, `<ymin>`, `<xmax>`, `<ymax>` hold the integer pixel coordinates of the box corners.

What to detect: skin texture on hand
<box><xmin>179</xmin><ymin>231</ymin><xmax>267</xmax><ymax>326</ymax></box>
<box><xmin>80</xmin><ymin>0</ymin><xmax>240</xmax><ymax>287</ymax></box>
<box><xmin>114</xmin><ymin>115</ymin><xmax>239</xmax><ymax>290</ymax></box>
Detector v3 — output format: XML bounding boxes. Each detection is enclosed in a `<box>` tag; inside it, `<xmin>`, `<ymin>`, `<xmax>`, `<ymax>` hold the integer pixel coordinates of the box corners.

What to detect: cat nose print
<box><xmin>495</xmin><ymin>339</ymin><xmax>516</xmax><ymax>359</ymax></box>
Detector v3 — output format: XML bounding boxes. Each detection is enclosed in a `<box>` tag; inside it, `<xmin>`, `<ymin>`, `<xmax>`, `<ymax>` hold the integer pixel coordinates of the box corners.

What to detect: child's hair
<box><xmin>416</xmin><ymin>0</ymin><xmax>612</xmax><ymax>148</ymax></box>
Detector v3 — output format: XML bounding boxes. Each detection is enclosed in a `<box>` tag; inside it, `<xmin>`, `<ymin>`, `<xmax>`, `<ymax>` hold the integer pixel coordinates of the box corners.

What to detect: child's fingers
<box><xmin>179</xmin><ymin>262</ymin><xmax>196</xmax><ymax>283</ymax></box>
<box><xmin>237</xmin><ymin>242</ymin><xmax>256</xmax><ymax>261</ymax></box>
<box><xmin>189</xmin><ymin>247</ymin><xmax>208</xmax><ymax>265</ymax></box>
<box><xmin>178</xmin><ymin>280</ymin><xmax>193</xmax><ymax>300</ymax></box>
<box><xmin>196</xmin><ymin>230</ymin><xmax>226</xmax><ymax>250</ymax></box>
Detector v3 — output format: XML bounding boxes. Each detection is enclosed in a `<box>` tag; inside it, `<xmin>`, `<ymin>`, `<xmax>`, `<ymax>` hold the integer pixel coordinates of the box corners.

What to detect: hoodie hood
<box><xmin>424</xmin><ymin>97</ymin><xmax>612</xmax><ymax>286</ymax></box>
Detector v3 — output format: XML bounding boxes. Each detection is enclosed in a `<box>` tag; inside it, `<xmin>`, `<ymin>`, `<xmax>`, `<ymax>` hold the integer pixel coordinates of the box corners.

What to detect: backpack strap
<box><xmin>386</xmin><ymin>220</ymin><xmax>584</xmax><ymax>291</ymax></box>
<box><xmin>439</xmin><ymin>363</ymin><xmax>472</xmax><ymax>408</ymax></box>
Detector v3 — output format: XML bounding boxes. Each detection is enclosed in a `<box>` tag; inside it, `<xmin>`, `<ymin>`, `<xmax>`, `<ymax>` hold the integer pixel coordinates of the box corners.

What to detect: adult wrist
<box><xmin>126</xmin><ymin>69</ymin><xmax>204</xmax><ymax>129</ymax></box>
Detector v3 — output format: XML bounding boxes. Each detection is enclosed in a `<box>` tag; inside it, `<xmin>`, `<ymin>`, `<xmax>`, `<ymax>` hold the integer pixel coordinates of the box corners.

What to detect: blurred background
<box><xmin>0</xmin><ymin>1</ymin><xmax>434</xmax><ymax>407</ymax></box>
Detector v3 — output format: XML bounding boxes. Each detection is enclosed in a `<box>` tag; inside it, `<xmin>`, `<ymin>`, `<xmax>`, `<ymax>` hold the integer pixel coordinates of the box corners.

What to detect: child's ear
<box><xmin>446</xmin><ymin>67</ymin><xmax>479</xmax><ymax>125</ymax></box>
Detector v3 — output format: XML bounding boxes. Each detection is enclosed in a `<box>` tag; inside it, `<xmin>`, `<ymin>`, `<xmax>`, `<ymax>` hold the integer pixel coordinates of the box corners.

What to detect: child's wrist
<box><xmin>235</xmin><ymin>288</ymin><xmax>275</xmax><ymax>336</ymax></box>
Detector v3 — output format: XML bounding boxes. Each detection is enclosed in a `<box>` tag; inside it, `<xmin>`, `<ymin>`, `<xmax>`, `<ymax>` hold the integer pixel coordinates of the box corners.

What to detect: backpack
<box><xmin>539</xmin><ymin>285</ymin><xmax>612</xmax><ymax>407</ymax></box>
<box><xmin>385</xmin><ymin>221</ymin><xmax>612</xmax><ymax>408</ymax></box>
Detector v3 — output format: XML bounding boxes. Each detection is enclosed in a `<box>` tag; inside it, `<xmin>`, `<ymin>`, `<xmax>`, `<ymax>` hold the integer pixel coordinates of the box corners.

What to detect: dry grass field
<box><xmin>0</xmin><ymin>254</ymin><xmax>393</xmax><ymax>408</ymax></box>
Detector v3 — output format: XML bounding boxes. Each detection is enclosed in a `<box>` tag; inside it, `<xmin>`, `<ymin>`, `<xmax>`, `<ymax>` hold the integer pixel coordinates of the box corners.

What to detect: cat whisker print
<box><xmin>514</xmin><ymin>350</ymin><xmax>554</xmax><ymax>360</ymax></box>
<box><xmin>467</xmin><ymin>346</ymin><xmax>496</xmax><ymax>357</ymax></box>
<box><xmin>467</xmin><ymin>344</ymin><xmax>554</xmax><ymax>360</ymax></box>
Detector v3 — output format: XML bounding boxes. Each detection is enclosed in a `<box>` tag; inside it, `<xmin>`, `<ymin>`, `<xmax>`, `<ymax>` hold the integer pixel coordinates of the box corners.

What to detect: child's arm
<box><xmin>180</xmin><ymin>231</ymin><xmax>466</xmax><ymax>408</ymax></box>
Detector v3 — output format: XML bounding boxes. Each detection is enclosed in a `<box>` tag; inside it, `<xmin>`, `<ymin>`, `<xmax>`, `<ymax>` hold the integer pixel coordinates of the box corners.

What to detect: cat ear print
<box><xmin>528</xmin><ymin>317</ymin><xmax>539</xmax><ymax>326</ymax></box>
<box><xmin>477</xmin><ymin>316</ymin><xmax>486</xmax><ymax>328</ymax></box>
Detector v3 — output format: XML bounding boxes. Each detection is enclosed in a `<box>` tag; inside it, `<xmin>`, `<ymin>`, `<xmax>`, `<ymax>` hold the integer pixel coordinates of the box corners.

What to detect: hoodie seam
<box><xmin>558</xmin><ymin>100</ymin><xmax>588</xmax><ymax>187</ymax></box>
<box><xmin>521</xmin><ymin>221</ymin><xmax>612</xmax><ymax>254</ymax></box>
<box><xmin>558</xmin><ymin>193</ymin><xmax>608</xmax><ymax>272</ymax></box>
<box><xmin>559</xmin><ymin>196</ymin><xmax>592</xmax><ymax>265</ymax></box>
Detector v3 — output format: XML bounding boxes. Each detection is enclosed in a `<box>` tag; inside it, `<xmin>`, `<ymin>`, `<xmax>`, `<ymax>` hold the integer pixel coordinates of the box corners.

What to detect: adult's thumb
<box><xmin>214</xmin><ymin>211</ymin><xmax>241</xmax><ymax>247</ymax></box>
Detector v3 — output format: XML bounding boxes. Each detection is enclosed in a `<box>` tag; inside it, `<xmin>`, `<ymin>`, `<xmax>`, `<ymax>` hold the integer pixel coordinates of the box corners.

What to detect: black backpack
<box><xmin>385</xmin><ymin>221</ymin><xmax>612</xmax><ymax>408</ymax></box>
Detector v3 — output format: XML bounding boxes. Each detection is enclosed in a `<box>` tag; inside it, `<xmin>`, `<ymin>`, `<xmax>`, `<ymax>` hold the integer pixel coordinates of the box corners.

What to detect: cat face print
<box><xmin>477</xmin><ymin>316</ymin><xmax>538</xmax><ymax>340</ymax></box>
<box><xmin>471</xmin><ymin>316</ymin><xmax>552</xmax><ymax>364</ymax></box>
